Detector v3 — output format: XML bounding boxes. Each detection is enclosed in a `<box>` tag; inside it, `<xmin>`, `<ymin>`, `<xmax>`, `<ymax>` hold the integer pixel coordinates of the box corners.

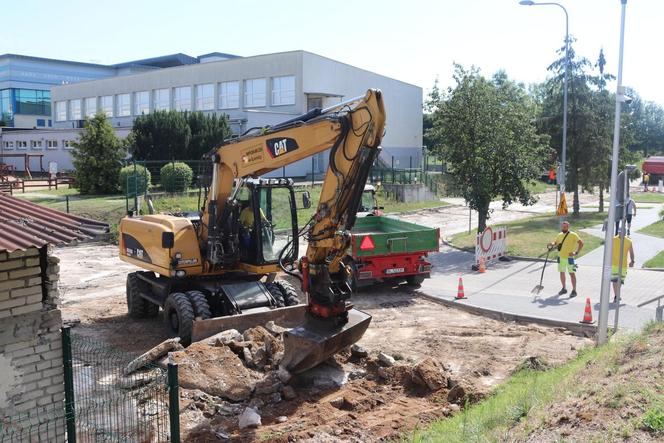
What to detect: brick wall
<box><xmin>0</xmin><ymin>246</ymin><xmax>64</xmax><ymax>439</ymax></box>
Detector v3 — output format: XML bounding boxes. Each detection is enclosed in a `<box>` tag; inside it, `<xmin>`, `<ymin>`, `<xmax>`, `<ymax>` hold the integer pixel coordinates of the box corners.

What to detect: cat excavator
<box><xmin>119</xmin><ymin>89</ymin><xmax>386</xmax><ymax>373</ymax></box>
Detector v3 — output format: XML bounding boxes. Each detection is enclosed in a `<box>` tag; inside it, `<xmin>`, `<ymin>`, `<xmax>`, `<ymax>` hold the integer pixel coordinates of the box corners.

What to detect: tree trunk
<box><xmin>573</xmin><ymin>185</ymin><xmax>580</xmax><ymax>216</ymax></box>
<box><xmin>599</xmin><ymin>183</ymin><xmax>604</xmax><ymax>213</ymax></box>
<box><xmin>477</xmin><ymin>205</ymin><xmax>489</xmax><ymax>234</ymax></box>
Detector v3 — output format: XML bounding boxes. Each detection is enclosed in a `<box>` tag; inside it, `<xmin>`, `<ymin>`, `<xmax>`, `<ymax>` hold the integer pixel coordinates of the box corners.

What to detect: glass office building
<box><xmin>0</xmin><ymin>88</ymin><xmax>51</xmax><ymax>127</ymax></box>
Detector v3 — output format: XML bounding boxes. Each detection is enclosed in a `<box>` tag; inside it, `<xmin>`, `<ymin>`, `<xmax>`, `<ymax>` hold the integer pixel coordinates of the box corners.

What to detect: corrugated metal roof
<box><xmin>0</xmin><ymin>193</ymin><xmax>109</xmax><ymax>252</ymax></box>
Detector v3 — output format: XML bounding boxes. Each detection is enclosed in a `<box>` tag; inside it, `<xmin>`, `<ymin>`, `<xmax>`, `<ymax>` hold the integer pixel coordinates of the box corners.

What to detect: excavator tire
<box><xmin>164</xmin><ymin>292</ymin><xmax>195</xmax><ymax>346</ymax></box>
<box><xmin>274</xmin><ymin>279</ymin><xmax>300</xmax><ymax>306</ymax></box>
<box><xmin>126</xmin><ymin>273</ymin><xmax>158</xmax><ymax>319</ymax></box>
<box><xmin>265</xmin><ymin>283</ymin><xmax>286</xmax><ymax>308</ymax></box>
<box><xmin>186</xmin><ymin>290</ymin><xmax>212</xmax><ymax>320</ymax></box>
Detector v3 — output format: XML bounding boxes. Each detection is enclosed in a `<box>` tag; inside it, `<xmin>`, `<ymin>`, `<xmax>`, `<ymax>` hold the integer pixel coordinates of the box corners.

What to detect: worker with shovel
<box><xmin>546</xmin><ymin>221</ymin><xmax>584</xmax><ymax>298</ymax></box>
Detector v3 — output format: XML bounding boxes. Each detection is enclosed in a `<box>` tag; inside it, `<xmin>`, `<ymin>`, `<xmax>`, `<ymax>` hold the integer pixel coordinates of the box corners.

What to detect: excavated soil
<box><xmin>56</xmin><ymin>243</ymin><xmax>592</xmax><ymax>441</ymax></box>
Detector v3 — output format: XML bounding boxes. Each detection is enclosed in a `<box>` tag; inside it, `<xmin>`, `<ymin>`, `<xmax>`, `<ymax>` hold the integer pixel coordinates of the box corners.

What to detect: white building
<box><xmin>1</xmin><ymin>51</ymin><xmax>422</xmax><ymax>176</ymax></box>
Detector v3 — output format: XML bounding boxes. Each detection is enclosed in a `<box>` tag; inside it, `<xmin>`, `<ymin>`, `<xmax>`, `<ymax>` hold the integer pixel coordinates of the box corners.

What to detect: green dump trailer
<box><xmin>347</xmin><ymin>215</ymin><xmax>439</xmax><ymax>287</ymax></box>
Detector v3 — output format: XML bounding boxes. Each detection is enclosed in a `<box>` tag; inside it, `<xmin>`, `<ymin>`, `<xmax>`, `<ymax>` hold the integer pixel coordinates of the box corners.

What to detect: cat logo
<box><xmin>266</xmin><ymin>137</ymin><xmax>298</xmax><ymax>158</ymax></box>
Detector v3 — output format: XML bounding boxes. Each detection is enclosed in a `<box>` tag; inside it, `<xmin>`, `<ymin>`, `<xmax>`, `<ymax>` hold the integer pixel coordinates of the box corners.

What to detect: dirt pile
<box><xmin>176</xmin><ymin>322</ymin><xmax>473</xmax><ymax>442</ymax></box>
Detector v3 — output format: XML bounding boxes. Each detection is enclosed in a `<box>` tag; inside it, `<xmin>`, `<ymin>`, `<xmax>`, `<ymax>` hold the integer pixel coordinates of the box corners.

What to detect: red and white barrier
<box><xmin>475</xmin><ymin>226</ymin><xmax>507</xmax><ymax>268</ymax></box>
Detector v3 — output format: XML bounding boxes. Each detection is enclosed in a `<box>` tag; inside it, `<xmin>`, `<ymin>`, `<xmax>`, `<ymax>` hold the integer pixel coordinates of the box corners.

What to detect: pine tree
<box><xmin>71</xmin><ymin>114</ymin><xmax>126</xmax><ymax>194</ymax></box>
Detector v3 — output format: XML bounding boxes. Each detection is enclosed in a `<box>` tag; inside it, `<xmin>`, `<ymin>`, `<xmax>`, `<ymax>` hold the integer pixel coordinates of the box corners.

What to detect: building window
<box><xmin>134</xmin><ymin>91</ymin><xmax>150</xmax><ymax>115</ymax></box>
<box><xmin>70</xmin><ymin>99</ymin><xmax>82</xmax><ymax>120</ymax></box>
<box><xmin>47</xmin><ymin>140</ymin><xmax>58</xmax><ymax>150</ymax></box>
<box><xmin>0</xmin><ymin>89</ymin><xmax>13</xmax><ymax>123</ymax></box>
<box><xmin>195</xmin><ymin>84</ymin><xmax>214</xmax><ymax>111</ymax></box>
<box><xmin>272</xmin><ymin>76</ymin><xmax>295</xmax><ymax>106</ymax></box>
<box><xmin>3</xmin><ymin>141</ymin><xmax>14</xmax><ymax>150</ymax></box>
<box><xmin>219</xmin><ymin>81</ymin><xmax>240</xmax><ymax>109</ymax></box>
<box><xmin>55</xmin><ymin>101</ymin><xmax>67</xmax><ymax>121</ymax></box>
<box><xmin>85</xmin><ymin>97</ymin><xmax>97</xmax><ymax>118</ymax></box>
<box><xmin>101</xmin><ymin>96</ymin><xmax>113</xmax><ymax>117</ymax></box>
<box><xmin>117</xmin><ymin>94</ymin><xmax>131</xmax><ymax>117</ymax></box>
<box><xmin>14</xmin><ymin>89</ymin><xmax>51</xmax><ymax>116</ymax></box>
<box><xmin>30</xmin><ymin>140</ymin><xmax>43</xmax><ymax>150</ymax></box>
<box><xmin>16</xmin><ymin>141</ymin><xmax>28</xmax><ymax>150</ymax></box>
<box><xmin>63</xmin><ymin>140</ymin><xmax>74</xmax><ymax>150</ymax></box>
<box><xmin>153</xmin><ymin>88</ymin><xmax>170</xmax><ymax>111</ymax></box>
<box><xmin>36</xmin><ymin>119</ymin><xmax>46</xmax><ymax>127</ymax></box>
<box><xmin>244</xmin><ymin>79</ymin><xmax>266</xmax><ymax>107</ymax></box>
<box><xmin>173</xmin><ymin>86</ymin><xmax>192</xmax><ymax>111</ymax></box>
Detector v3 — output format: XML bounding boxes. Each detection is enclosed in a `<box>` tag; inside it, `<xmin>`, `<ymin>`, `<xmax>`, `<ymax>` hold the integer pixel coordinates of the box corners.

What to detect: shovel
<box><xmin>531</xmin><ymin>248</ymin><xmax>552</xmax><ymax>295</ymax></box>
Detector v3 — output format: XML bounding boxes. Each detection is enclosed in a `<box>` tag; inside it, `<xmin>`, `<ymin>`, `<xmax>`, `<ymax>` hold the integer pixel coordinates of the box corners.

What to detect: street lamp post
<box><xmin>598</xmin><ymin>0</ymin><xmax>629</xmax><ymax>345</ymax></box>
<box><xmin>519</xmin><ymin>1</ymin><xmax>569</xmax><ymax>204</ymax></box>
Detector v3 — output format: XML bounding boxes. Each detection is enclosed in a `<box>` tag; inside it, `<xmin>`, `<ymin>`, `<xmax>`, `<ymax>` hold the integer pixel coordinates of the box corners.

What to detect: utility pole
<box><xmin>598</xmin><ymin>0</ymin><xmax>628</xmax><ymax>345</ymax></box>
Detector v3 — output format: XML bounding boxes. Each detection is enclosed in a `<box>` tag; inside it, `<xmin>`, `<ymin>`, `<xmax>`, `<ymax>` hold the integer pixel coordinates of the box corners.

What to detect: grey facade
<box><xmin>0</xmin><ymin>51</ymin><xmax>422</xmax><ymax>175</ymax></box>
<box><xmin>47</xmin><ymin>51</ymin><xmax>422</xmax><ymax>176</ymax></box>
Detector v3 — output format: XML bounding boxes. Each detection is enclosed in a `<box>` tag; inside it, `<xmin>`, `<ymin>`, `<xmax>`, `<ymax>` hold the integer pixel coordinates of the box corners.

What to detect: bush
<box><xmin>160</xmin><ymin>162</ymin><xmax>193</xmax><ymax>193</ymax></box>
<box><xmin>119</xmin><ymin>164</ymin><xmax>151</xmax><ymax>195</ymax></box>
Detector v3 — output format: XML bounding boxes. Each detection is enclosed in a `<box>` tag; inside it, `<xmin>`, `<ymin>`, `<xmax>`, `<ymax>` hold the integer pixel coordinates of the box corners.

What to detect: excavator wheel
<box><xmin>126</xmin><ymin>273</ymin><xmax>159</xmax><ymax>319</ymax></box>
<box><xmin>164</xmin><ymin>292</ymin><xmax>195</xmax><ymax>346</ymax></box>
<box><xmin>186</xmin><ymin>290</ymin><xmax>212</xmax><ymax>320</ymax></box>
<box><xmin>274</xmin><ymin>279</ymin><xmax>300</xmax><ymax>306</ymax></box>
<box><xmin>264</xmin><ymin>283</ymin><xmax>286</xmax><ymax>308</ymax></box>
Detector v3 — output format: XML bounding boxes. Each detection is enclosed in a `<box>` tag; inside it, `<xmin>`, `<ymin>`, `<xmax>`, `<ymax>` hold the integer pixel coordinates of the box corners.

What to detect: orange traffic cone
<box><xmin>455</xmin><ymin>277</ymin><xmax>467</xmax><ymax>300</ymax></box>
<box><xmin>580</xmin><ymin>297</ymin><xmax>594</xmax><ymax>324</ymax></box>
<box><xmin>478</xmin><ymin>257</ymin><xmax>486</xmax><ymax>273</ymax></box>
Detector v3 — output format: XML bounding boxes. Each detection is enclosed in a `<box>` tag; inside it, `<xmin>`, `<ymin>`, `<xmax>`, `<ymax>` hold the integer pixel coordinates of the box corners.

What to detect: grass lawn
<box><xmin>525</xmin><ymin>180</ymin><xmax>556</xmax><ymax>194</ymax></box>
<box><xmin>639</xmin><ymin>219</ymin><xmax>664</xmax><ymax>239</ymax></box>
<box><xmin>644</xmin><ymin>251</ymin><xmax>664</xmax><ymax>268</ymax></box>
<box><xmin>632</xmin><ymin>193</ymin><xmax>664</xmax><ymax>203</ymax></box>
<box><xmin>411</xmin><ymin>322</ymin><xmax>664</xmax><ymax>442</ymax></box>
<box><xmin>450</xmin><ymin>212</ymin><xmax>607</xmax><ymax>258</ymax></box>
<box><xmin>16</xmin><ymin>185</ymin><xmax>448</xmax><ymax>240</ymax></box>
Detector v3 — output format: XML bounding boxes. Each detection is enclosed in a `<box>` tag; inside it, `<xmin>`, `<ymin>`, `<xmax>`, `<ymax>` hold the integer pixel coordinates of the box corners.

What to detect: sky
<box><xmin>2</xmin><ymin>0</ymin><xmax>661</xmax><ymax>105</ymax></box>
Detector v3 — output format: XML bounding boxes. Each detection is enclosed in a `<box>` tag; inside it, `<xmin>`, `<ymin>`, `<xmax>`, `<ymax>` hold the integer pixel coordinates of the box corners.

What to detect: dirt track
<box><xmin>56</xmin><ymin>243</ymin><xmax>591</xmax><ymax>441</ymax></box>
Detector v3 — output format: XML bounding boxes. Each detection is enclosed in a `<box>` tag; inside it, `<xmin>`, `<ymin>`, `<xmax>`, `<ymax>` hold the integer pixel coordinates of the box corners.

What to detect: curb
<box><xmin>417</xmin><ymin>292</ymin><xmax>597</xmax><ymax>338</ymax></box>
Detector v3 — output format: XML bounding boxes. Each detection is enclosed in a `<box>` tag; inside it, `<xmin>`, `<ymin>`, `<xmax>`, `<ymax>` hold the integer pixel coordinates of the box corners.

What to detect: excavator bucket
<box><xmin>281</xmin><ymin>308</ymin><xmax>371</xmax><ymax>374</ymax></box>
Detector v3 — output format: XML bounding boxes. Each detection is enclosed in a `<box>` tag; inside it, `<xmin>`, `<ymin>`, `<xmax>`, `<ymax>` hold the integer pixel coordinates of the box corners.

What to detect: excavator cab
<box><xmin>235</xmin><ymin>179</ymin><xmax>300</xmax><ymax>267</ymax></box>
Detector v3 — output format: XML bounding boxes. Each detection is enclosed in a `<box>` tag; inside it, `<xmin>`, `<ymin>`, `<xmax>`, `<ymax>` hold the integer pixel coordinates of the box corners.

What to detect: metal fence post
<box><xmin>391</xmin><ymin>156</ymin><xmax>395</xmax><ymax>184</ymax></box>
<box><xmin>61</xmin><ymin>326</ymin><xmax>76</xmax><ymax>443</ymax></box>
<box><xmin>311</xmin><ymin>157</ymin><xmax>315</xmax><ymax>186</ymax></box>
<box><xmin>167</xmin><ymin>363</ymin><xmax>181</xmax><ymax>443</ymax></box>
<box><xmin>65</xmin><ymin>195</ymin><xmax>69</xmax><ymax>214</ymax></box>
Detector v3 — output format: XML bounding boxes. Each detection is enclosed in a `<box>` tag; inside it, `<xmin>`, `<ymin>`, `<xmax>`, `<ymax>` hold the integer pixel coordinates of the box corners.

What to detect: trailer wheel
<box><xmin>127</xmin><ymin>273</ymin><xmax>157</xmax><ymax>319</ymax></box>
<box><xmin>406</xmin><ymin>274</ymin><xmax>426</xmax><ymax>286</ymax></box>
<box><xmin>265</xmin><ymin>283</ymin><xmax>286</xmax><ymax>308</ymax></box>
<box><xmin>164</xmin><ymin>292</ymin><xmax>195</xmax><ymax>346</ymax></box>
<box><xmin>274</xmin><ymin>280</ymin><xmax>300</xmax><ymax>306</ymax></box>
<box><xmin>186</xmin><ymin>290</ymin><xmax>211</xmax><ymax>320</ymax></box>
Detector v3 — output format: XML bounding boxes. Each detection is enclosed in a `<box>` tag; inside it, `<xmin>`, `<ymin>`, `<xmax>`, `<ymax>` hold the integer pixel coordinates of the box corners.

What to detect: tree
<box><xmin>427</xmin><ymin>65</ymin><xmax>550</xmax><ymax>232</ymax></box>
<box><xmin>130</xmin><ymin>110</ymin><xmax>231</xmax><ymax>161</ymax></box>
<box><xmin>186</xmin><ymin>112</ymin><xmax>231</xmax><ymax>159</ymax></box>
<box><xmin>72</xmin><ymin>114</ymin><xmax>126</xmax><ymax>194</ymax></box>
<box><xmin>131</xmin><ymin>111</ymin><xmax>191</xmax><ymax>161</ymax></box>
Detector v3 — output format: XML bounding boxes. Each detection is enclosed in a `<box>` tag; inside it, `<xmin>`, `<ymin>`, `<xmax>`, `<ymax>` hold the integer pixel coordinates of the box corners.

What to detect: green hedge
<box><xmin>119</xmin><ymin>165</ymin><xmax>151</xmax><ymax>195</ymax></box>
<box><xmin>160</xmin><ymin>162</ymin><xmax>193</xmax><ymax>193</ymax></box>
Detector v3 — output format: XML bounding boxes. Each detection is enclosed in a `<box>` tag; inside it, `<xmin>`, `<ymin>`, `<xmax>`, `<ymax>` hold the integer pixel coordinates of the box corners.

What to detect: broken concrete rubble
<box><xmin>238</xmin><ymin>407</ymin><xmax>262</xmax><ymax>429</ymax></box>
<box><xmin>378</xmin><ymin>352</ymin><xmax>396</xmax><ymax>367</ymax></box>
<box><xmin>123</xmin><ymin>337</ymin><xmax>183</xmax><ymax>375</ymax></box>
<box><xmin>351</xmin><ymin>344</ymin><xmax>369</xmax><ymax>358</ymax></box>
<box><xmin>203</xmin><ymin>328</ymin><xmax>242</xmax><ymax>347</ymax></box>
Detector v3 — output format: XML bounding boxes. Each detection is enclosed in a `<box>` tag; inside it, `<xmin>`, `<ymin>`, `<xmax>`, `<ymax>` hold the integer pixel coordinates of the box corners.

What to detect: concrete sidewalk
<box><xmin>420</xmin><ymin>246</ymin><xmax>663</xmax><ymax>332</ymax></box>
<box><xmin>578</xmin><ymin>203</ymin><xmax>664</xmax><ymax>267</ymax></box>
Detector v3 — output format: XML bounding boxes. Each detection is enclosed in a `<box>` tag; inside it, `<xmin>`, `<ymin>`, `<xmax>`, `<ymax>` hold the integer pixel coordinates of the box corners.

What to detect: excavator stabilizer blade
<box><xmin>281</xmin><ymin>308</ymin><xmax>371</xmax><ymax>374</ymax></box>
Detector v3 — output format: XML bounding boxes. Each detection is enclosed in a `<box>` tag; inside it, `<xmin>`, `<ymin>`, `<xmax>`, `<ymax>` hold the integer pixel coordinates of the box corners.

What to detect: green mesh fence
<box><xmin>69</xmin><ymin>332</ymin><xmax>173</xmax><ymax>442</ymax></box>
<box><xmin>1</xmin><ymin>329</ymin><xmax>178</xmax><ymax>442</ymax></box>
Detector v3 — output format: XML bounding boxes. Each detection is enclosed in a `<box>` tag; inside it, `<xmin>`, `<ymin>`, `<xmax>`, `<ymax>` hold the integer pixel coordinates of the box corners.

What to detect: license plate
<box><xmin>385</xmin><ymin>267</ymin><xmax>405</xmax><ymax>275</ymax></box>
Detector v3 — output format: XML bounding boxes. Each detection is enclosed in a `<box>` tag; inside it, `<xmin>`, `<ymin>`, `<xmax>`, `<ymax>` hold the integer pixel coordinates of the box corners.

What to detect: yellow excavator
<box><xmin>119</xmin><ymin>89</ymin><xmax>386</xmax><ymax>373</ymax></box>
